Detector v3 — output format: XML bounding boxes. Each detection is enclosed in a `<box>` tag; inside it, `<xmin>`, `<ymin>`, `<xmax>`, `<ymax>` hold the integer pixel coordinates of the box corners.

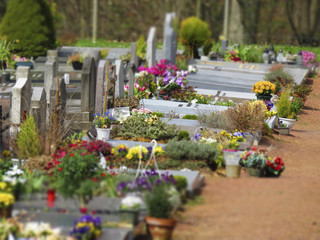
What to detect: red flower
<box><xmin>101</xmin><ymin>173</ymin><xmax>106</xmax><ymax>177</ymax></box>
<box><xmin>54</xmin><ymin>161</ymin><xmax>60</xmax><ymax>165</ymax></box>
<box><xmin>81</xmin><ymin>152</ymin><xmax>87</xmax><ymax>156</ymax></box>
<box><xmin>92</xmin><ymin>177</ymin><xmax>99</xmax><ymax>182</ymax></box>
<box><xmin>69</xmin><ymin>153</ymin><xmax>74</xmax><ymax>157</ymax></box>
<box><xmin>251</xmin><ymin>146</ymin><xmax>258</xmax><ymax>151</ymax></box>
<box><xmin>110</xmin><ymin>171</ymin><xmax>117</xmax><ymax>176</ymax></box>
<box><xmin>80</xmin><ymin>208</ymin><xmax>88</xmax><ymax>214</ymax></box>
<box><xmin>58</xmin><ymin>168</ymin><xmax>63</xmax><ymax>171</ymax></box>
<box><xmin>91</xmin><ymin>210</ymin><xmax>96</xmax><ymax>215</ymax></box>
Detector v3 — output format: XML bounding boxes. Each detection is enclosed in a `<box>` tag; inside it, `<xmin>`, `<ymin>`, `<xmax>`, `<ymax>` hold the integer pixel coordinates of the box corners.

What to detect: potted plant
<box><xmin>0</xmin><ymin>181</ymin><xmax>15</xmax><ymax>218</ymax></box>
<box><xmin>239</xmin><ymin>146</ymin><xmax>268</xmax><ymax>177</ymax></box>
<box><xmin>221</xmin><ymin>130</ymin><xmax>246</xmax><ymax>178</ymax></box>
<box><xmin>276</xmin><ymin>89</ymin><xmax>296</xmax><ymax>128</ymax></box>
<box><xmin>252</xmin><ymin>81</ymin><xmax>277</xmax><ymax>101</ymax></box>
<box><xmin>67</xmin><ymin>53</ymin><xmax>84</xmax><ymax>70</ymax></box>
<box><xmin>264</xmin><ymin>157</ymin><xmax>285</xmax><ymax>177</ymax></box>
<box><xmin>277</xmin><ymin>122</ymin><xmax>290</xmax><ymax>135</ymax></box>
<box><xmin>93</xmin><ymin>111</ymin><xmax>116</xmax><ymax>141</ymax></box>
<box><xmin>145</xmin><ymin>184</ymin><xmax>176</xmax><ymax>240</ymax></box>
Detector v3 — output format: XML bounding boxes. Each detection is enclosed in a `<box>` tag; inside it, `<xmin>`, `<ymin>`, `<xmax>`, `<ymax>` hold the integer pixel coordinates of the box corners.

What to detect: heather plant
<box><xmin>224</xmin><ymin>101</ymin><xmax>265</xmax><ymax>133</ymax></box>
<box><xmin>117</xmin><ymin>114</ymin><xmax>178</xmax><ymax>141</ymax></box>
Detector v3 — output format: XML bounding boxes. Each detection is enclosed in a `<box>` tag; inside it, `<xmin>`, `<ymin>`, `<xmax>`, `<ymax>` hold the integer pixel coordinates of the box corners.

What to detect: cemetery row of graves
<box><xmin>0</xmin><ymin>14</ymin><xmax>317</xmax><ymax>240</ymax></box>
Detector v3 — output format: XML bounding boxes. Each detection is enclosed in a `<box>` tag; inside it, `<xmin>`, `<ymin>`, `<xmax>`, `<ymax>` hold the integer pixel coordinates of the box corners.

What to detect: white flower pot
<box><xmin>223</xmin><ymin>150</ymin><xmax>243</xmax><ymax>178</ymax></box>
<box><xmin>96</xmin><ymin>127</ymin><xmax>111</xmax><ymax>141</ymax></box>
<box><xmin>278</xmin><ymin>117</ymin><xmax>295</xmax><ymax>128</ymax></box>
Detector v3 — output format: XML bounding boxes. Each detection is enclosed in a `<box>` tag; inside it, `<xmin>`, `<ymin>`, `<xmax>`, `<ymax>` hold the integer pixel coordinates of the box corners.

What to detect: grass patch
<box><xmin>186</xmin><ymin>196</ymin><xmax>205</xmax><ymax>206</ymax></box>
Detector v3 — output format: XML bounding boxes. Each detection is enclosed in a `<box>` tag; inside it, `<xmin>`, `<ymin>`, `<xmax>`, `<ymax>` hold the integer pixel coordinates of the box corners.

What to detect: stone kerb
<box><xmin>81</xmin><ymin>57</ymin><xmax>96</xmax><ymax>121</ymax></box>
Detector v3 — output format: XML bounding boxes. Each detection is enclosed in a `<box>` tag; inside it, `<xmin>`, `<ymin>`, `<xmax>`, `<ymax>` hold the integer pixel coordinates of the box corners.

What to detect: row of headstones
<box><xmin>94</xmin><ymin>12</ymin><xmax>177</xmax><ymax>114</ymax></box>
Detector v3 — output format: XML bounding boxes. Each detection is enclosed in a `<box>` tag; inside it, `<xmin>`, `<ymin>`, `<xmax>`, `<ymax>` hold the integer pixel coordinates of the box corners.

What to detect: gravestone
<box><xmin>163</xmin><ymin>12</ymin><xmax>177</xmax><ymax>64</ymax></box>
<box><xmin>11</xmin><ymin>67</ymin><xmax>32</xmax><ymax>136</ymax></box>
<box><xmin>44</xmin><ymin>50</ymin><xmax>58</xmax><ymax>122</ymax></box>
<box><xmin>95</xmin><ymin>60</ymin><xmax>107</xmax><ymax>114</ymax></box>
<box><xmin>128</xmin><ymin>43</ymin><xmax>137</xmax><ymax>97</ymax></box>
<box><xmin>222</xmin><ymin>39</ymin><xmax>228</xmax><ymax>56</ymax></box>
<box><xmin>81</xmin><ymin>57</ymin><xmax>97</xmax><ymax>121</ymax></box>
<box><xmin>31</xmin><ymin>87</ymin><xmax>47</xmax><ymax>133</ymax></box>
<box><xmin>115</xmin><ymin>60</ymin><xmax>124</xmax><ymax>98</ymax></box>
<box><xmin>146</xmin><ymin>27</ymin><xmax>156</xmax><ymax>67</ymax></box>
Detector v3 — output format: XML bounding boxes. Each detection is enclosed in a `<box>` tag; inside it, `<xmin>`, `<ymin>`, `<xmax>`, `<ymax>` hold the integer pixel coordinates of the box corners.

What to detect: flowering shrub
<box><xmin>138</xmin><ymin>59</ymin><xmax>178</xmax><ymax>77</ymax></box>
<box><xmin>302</xmin><ymin>51</ymin><xmax>319</xmax><ymax>67</ymax></box>
<box><xmin>93</xmin><ymin>112</ymin><xmax>116</xmax><ymax>128</ymax></box>
<box><xmin>265</xmin><ymin>157</ymin><xmax>285</xmax><ymax>177</ymax></box>
<box><xmin>116</xmin><ymin>169</ymin><xmax>175</xmax><ymax>194</ymax></box>
<box><xmin>70</xmin><ymin>215</ymin><xmax>102</xmax><ymax>240</ymax></box>
<box><xmin>252</xmin><ymin>81</ymin><xmax>276</xmax><ymax>96</ymax></box>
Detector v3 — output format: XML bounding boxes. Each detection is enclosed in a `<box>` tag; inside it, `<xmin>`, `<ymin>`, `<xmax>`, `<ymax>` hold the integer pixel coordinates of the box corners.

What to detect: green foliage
<box><xmin>100</xmin><ymin>48</ymin><xmax>109</xmax><ymax>59</ymax></box>
<box><xmin>186</xmin><ymin>196</ymin><xmax>205</xmax><ymax>206</ymax></box>
<box><xmin>17</xmin><ymin>115</ymin><xmax>40</xmax><ymax>159</ymax></box>
<box><xmin>136</xmin><ymin>35</ymin><xmax>146</xmax><ymax>60</ymax></box>
<box><xmin>165</xmin><ymin>140</ymin><xmax>218</xmax><ymax>167</ymax></box>
<box><xmin>203</xmin><ymin>39</ymin><xmax>214</xmax><ymax>56</ymax></box>
<box><xmin>198</xmin><ymin>112</ymin><xmax>228</xmax><ymax>129</ymax></box>
<box><xmin>182</xmin><ymin>114</ymin><xmax>198</xmax><ymax>120</ymax></box>
<box><xmin>214</xmin><ymin>100</ymin><xmax>235</xmax><ymax>107</ymax></box>
<box><xmin>175</xmin><ymin>54</ymin><xmax>189</xmax><ymax>70</ymax></box>
<box><xmin>0</xmin><ymin>0</ymin><xmax>55</xmax><ymax>58</ymax></box>
<box><xmin>276</xmin><ymin>89</ymin><xmax>295</xmax><ymax>119</ymax></box>
<box><xmin>145</xmin><ymin>185</ymin><xmax>173</xmax><ymax>219</ymax></box>
<box><xmin>293</xmin><ymin>84</ymin><xmax>312</xmax><ymax>101</ymax></box>
<box><xmin>65</xmin><ymin>131</ymin><xmax>84</xmax><ymax>143</ymax></box>
<box><xmin>179</xmin><ymin>17</ymin><xmax>211</xmax><ymax>58</ymax></box>
<box><xmin>52</xmin><ymin>150</ymin><xmax>101</xmax><ymax>199</ymax></box>
<box><xmin>177</xmin><ymin>130</ymin><xmax>190</xmax><ymax>141</ymax></box>
<box><xmin>151</xmin><ymin>111</ymin><xmax>165</xmax><ymax>118</ymax></box>
<box><xmin>291</xmin><ymin>97</ymin><xmax>304</xmax><ymax>118</ymax></box>
<box><xmin>117</xmin><ymin>114</ymin><xmax>178</xmax><ymax>141</ymax></box>
<box><xmin>0</xmin><ymin>150</ymin><xmax>13</xmax><ymax>176</ymax></box>
<box><xmin>0</xmin><ymin>40</ymin><xmax>13</xmax><ymax>69</ymax></box>
<box><xmin>173</xmin><ymin>175</ymin><xmax>188</xmax><ymax>192</ymax></box>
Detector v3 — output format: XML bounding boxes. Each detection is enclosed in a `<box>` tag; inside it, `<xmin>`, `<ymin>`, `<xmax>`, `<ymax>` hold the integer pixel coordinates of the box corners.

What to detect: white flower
<box><xmin>121</xmin><ymin>195</ymin><xmax>144</xmax><ymax>209</ymax></box>
<box><xmin>119</xmin><ymin>165</ymin><xmax>128</xmax><ymax>173</ymax></box>
<box><xmin>191</xmin><ymin>99</ymin><xmax>198</xmax><ymax>104</ymax></box>
<box><xmin>5</xmin><ymin>165</ymin><xmax>24</xmax><ymax>176</ymax></box>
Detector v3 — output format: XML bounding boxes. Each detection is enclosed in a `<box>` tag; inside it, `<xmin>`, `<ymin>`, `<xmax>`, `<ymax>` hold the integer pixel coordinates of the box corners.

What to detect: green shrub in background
<box><xmin>0</xmin><ymin>0</ymin><xmax>55</xmax><ymax>58</ymax></box>
<box><xmin>17</xmin><ymin>115</ymin><xmax>40</xmax><ymax>159</ymax></box>
<box><xmin>179</xmin><ymin>17</ymin><xmax>211</xmax><ymax>59</ymax></box>
<box><xmin>276</xmin><ymin>89</ymin><xmax>295</xmax><ymax>119</ymax></box>
<box><xmin>136</xmin><ymin>35</ymin><xmax>146</xmax><ymax>61</ymax></box>
<box><xmin>203</xmin><ymin>39</ymin><xmax>214</xmax><ymax>56</ymax></box>
<box><xmin>175</xmin><ymin>54</ymin><xmax>189</xmax><ymax>70</ymax></box>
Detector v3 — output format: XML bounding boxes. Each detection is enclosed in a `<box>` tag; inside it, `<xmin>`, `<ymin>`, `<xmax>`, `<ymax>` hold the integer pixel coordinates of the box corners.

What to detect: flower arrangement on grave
<box><xmin>67</xmin><ymin>53</ymin><xmax>84</xmax><ymax>65</ymax></box>
<box><xmin>0</xmin><ymin>181</ymin><xmax>15</xmax><ymax>218</ymax></box>
<box><xmin>125</xmin><ymin>145</ymin><xmax>165</xmax><ymax>162</ymax></box>
<box><xmin>250</xmin><ymin>100</ymin><xmax>277</xmax><ymax>119</ymax></box>
<box><xmin>225</xmin><ymin>49</ymin><xmax>241</xmax><ymax>62</ymax></box>
<box><xmin>111</xmin><ymin>144</ymin><xmax>129</xmax><ymax>158</ymax></box>
<box><xmin>190</xmin><ymin>94</ymin><xmax>212</xmax><ymax>104</ymax></box>
<box><xmin>264</xmin><ymin>157</ymin><xmax>285</xmax><ymax>177</ymax></box>
<box><xmin>240</xmin><ymin>146</ymin><xmax>268</xmax><ymax>170</ymax></box>
<box><xmin>252</xmin><ymin>81</ymin><xmax>276</xmax><ymax>100</ymax></box>
<box><xmin>127</xmin><ymin>71</ymin><xmax>157</xmax><ymax>99</ymax></box>
<box><xmin>301</xmin><ymin>50</ymin><xmax>319</xmax><ymax>67</ymax></box>
<box><xmin>46</xmin><ymin>141</ymin><xmax>113</xmax><ymax>207</ymax></box>
<box><xmin>264</xmin><ymin>66</ymin><xmax>294</xmax><ymax>95</ymax></box>
<box><xmin>93</xmin><ymin>111</ymin><xmax>116</xmax><ymax>129</ymax></box>
<box><xmin>70</xmin><ymin>215</ymin><xmax>102</xmax><ymax>240</ymax></box>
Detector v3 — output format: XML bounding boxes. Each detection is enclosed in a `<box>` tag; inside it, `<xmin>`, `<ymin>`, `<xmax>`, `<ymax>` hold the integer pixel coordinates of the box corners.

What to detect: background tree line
<box><xmin>0</xmin><ymin>0</ymin><xmax>320</xmax><ymax>46</ymax></box>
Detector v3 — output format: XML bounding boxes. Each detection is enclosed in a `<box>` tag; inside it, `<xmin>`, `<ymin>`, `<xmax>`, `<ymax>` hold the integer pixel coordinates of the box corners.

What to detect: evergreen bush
<box><xmin>179</xmin><ymin>17</ymin><xmax>211</xmax><ymax>59</ymax></box>
<box><xmin>0</xmin><ymin>0</ymin><xmax>55</xmax><ymax>58</ymax></box>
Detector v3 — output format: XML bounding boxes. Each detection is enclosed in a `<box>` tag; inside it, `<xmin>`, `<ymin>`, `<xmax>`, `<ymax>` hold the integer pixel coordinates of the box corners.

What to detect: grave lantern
<box><xmin>268</xmin><ymin>45</ymin><xmax>276</xmax><ymax>63</ymax></box>
<box><xmin>296</xmin><ymin>50</ymin><xmax>303</xmax><ymax>66</ymax></box>
<box><xmin>262</xmin><ymin>48</ymin><xmax>269</xmax><ymax>64</ymax></box>
<box><xmin>277</xmin><ymin>49</ymin><xmax>284</xmax><ymax>63</ymax></box>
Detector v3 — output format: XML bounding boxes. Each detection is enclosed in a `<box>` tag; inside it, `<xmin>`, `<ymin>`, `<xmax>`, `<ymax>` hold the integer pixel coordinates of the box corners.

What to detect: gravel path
<box><xmin>173</xmin><ymin>76</ymin><xmax>320</xmax><ymax>240</ymax></box>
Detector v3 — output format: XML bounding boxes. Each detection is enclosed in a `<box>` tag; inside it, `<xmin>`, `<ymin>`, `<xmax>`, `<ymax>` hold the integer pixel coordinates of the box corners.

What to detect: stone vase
<box><xmin>96</xmin><ymin>127</ymin><xmax>111</xmax><ymax>141</ymax></box>
<box><xmin>223</xmin><ymin>150</ymin><xmax>243</xmax><ymax>178</ymax></box>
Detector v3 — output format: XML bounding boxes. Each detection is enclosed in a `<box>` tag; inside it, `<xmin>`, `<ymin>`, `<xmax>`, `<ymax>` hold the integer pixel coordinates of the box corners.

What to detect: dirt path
<box><xmin>173</xmin><ymin>76</ymin><xmax>320</xmax><ymax>240</ymax></box>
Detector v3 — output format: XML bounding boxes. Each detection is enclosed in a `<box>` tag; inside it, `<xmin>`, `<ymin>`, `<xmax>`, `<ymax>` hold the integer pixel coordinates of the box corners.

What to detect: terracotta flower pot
<box><xmin>145</xmin><ymin>216</ymin><xmax>177</xmax><ymax>240</ymax></box>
